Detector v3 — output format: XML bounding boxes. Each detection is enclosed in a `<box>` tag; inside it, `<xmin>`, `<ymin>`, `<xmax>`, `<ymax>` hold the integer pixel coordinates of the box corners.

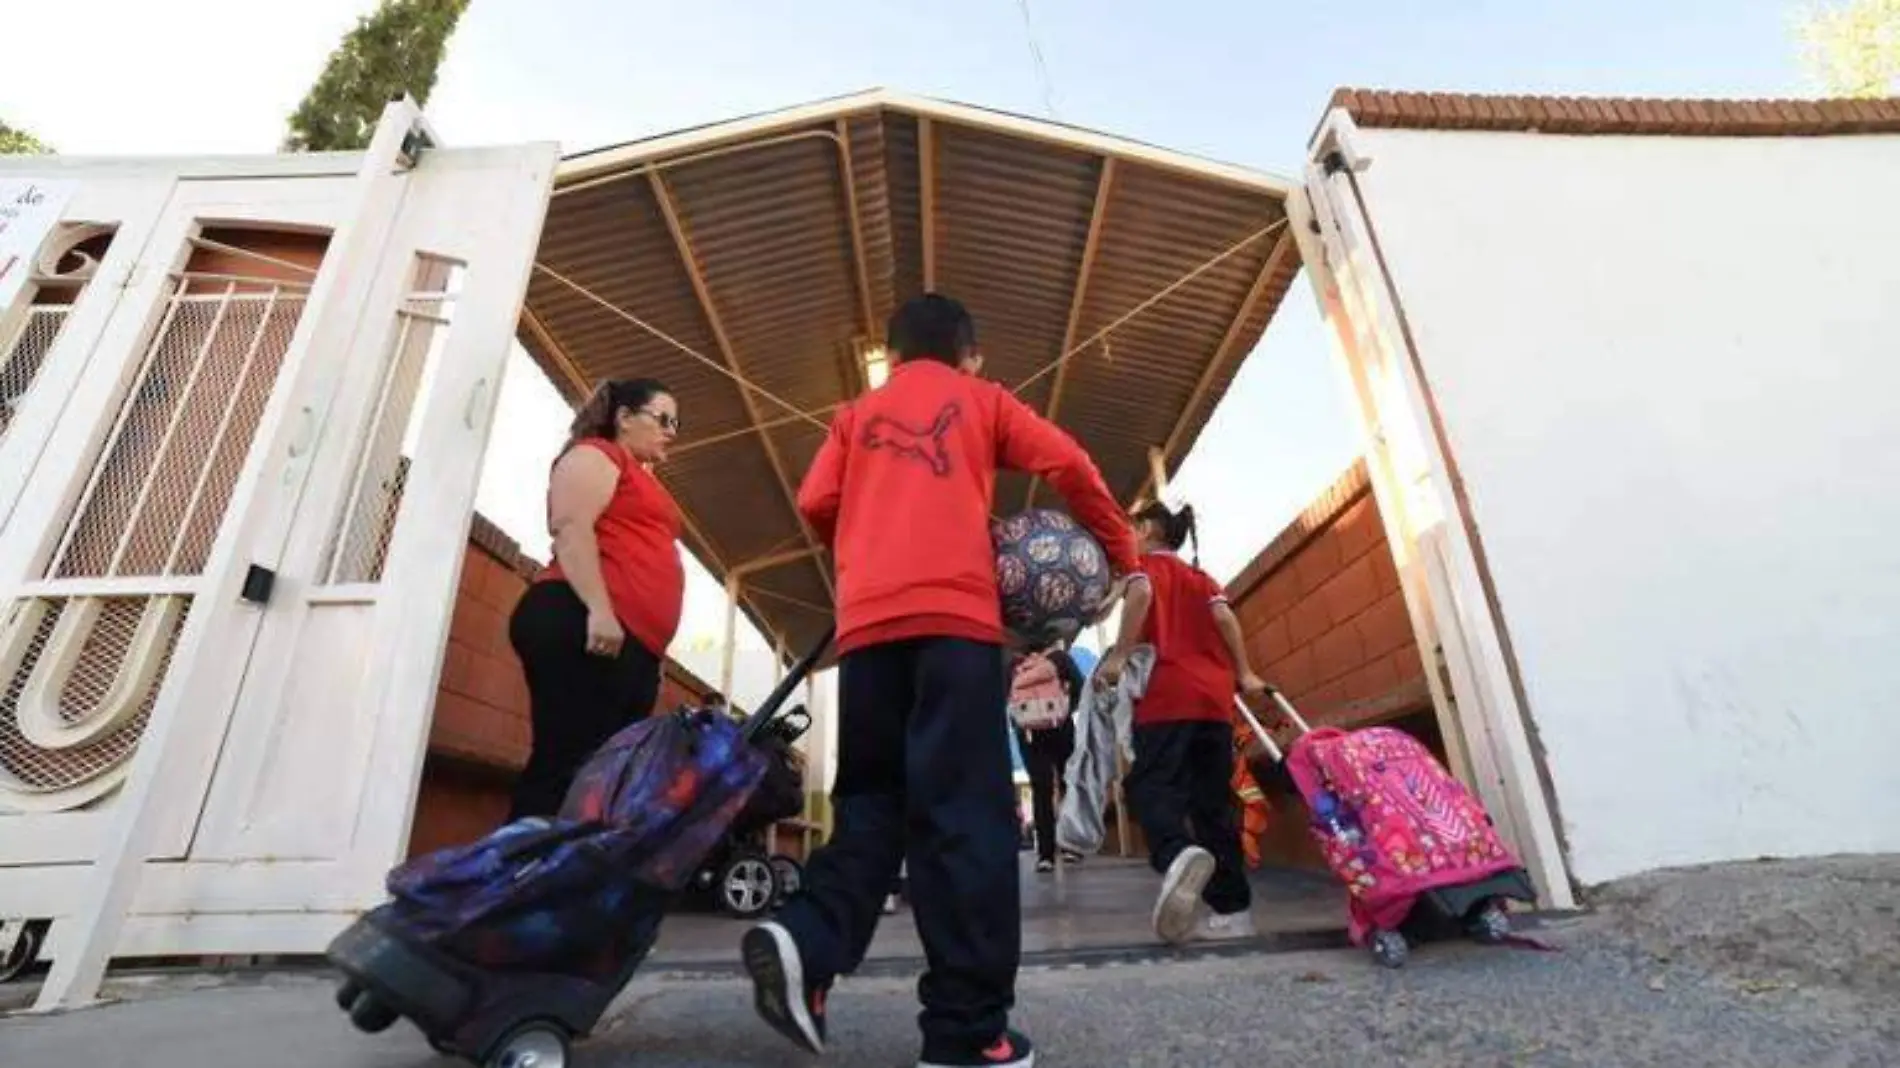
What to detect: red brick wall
<box><xmin>1225</xmin><ymin>460</ymin><xmax>1440</xmax><ymax>867</ymax></box>
<box><xmin>407</xmin><ymin>514</ymin><xmax>718</xmax><ymax>857</ymax></box>
<box><xmin>1228</xmin><ymin>460</ymin><xmax>1430</xmax><ymax>727</ymax></box>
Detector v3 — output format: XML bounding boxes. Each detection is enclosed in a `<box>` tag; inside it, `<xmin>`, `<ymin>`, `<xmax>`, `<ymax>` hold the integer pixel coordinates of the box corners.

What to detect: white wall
<box><xmin>1348</xmin><ymin>126</ymin><xmax>1900</xmax><ymax>884</ymax></box>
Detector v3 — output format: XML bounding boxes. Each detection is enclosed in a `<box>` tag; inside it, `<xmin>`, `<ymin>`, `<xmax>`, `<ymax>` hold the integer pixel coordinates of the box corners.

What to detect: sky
<box><xmin>0</xmin><ymin>0</ymin><xmax>1820</xmax><ymax>697</ymax></box>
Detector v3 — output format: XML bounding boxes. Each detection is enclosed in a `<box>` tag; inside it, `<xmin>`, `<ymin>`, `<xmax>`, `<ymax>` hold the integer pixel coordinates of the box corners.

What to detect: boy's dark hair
<box><xmin>886</xmin><ymin>292</ymin><xmax>977</xmax><ymax>366</ymax></box>
<box><xmin>1135</xmin><ymin>500</ymin><xmax>1200</xmax><ymax>564</ymax></box>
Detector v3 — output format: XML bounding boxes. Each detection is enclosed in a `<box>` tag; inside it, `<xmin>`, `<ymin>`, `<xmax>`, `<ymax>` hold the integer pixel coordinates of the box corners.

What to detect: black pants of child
<box><xmin>506</xmin><ymin>580</ymin><xmax>661</xmax><ymax>821</ymax></box>
<box><xmin>1015</xmin><ymin>722</ymin><xmax>1075</xmax><ymax>862</ymax></box>
<box><xmin>1125</xmin><ymin>720</ymin><xmax>1253</xmax><ymax>914</ymax></box>
<box><xmin>775</xmin><ymin>636</ymin><xmax>1018</xmax><ymax>1052</ymax></box>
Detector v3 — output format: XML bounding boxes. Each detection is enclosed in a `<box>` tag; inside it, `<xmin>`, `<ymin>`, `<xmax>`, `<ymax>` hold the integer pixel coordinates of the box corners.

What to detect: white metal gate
<box><xmin>0</xmin><ymin>103</ymin><xmax>556</xmax><ymax>1008</ymax></box>
<box><xmin>1291</xmin><ymin>110</ymin><xmax>1573</xmax><ymax>910</ymax></box>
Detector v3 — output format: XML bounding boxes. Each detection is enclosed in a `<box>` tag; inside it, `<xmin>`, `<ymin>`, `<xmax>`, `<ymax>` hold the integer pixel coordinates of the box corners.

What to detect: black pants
<box><xmin>506</xmin><ymin>580</ymin><xmax>661</xmax><ymax>821</ymax></box>
<box><xmin>1125</xmin><ymin>720</ymin><xmax>1252</xmax><ymax>915</ymax></box>
<box><xmin>1015</xmin><ymin>722</ymin><xmax>1074</xmax><ymax>862</ymax></box>
<box><xmin>776</xmin><ymin>637</ymin><xmax>1017</xmax><ymax>1052</ymax></box>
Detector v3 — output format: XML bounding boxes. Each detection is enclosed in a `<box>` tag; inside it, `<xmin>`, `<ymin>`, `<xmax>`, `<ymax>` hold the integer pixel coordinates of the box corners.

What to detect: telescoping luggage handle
<box><xmin>1233</xmin><ymin>687</ymin><xmax>1313</xmax><ymax>763</ymax></box>
<box><xmin>741</xmin><ymin>624</ymin><xmax>837</xmax><ymax>742</ymax></box>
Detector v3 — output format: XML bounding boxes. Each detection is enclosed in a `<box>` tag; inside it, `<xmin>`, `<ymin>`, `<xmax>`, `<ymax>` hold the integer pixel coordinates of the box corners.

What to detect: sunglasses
<box><xmin>636</xmin><ymin>408</ymin><xmax>681</xmax><ymax>433</ymax></box>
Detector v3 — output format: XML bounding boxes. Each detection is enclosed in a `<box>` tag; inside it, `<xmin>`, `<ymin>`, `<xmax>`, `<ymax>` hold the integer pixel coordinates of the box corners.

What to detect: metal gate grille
<box><xmin>49</xmin><ymin>280</ymin><xmax>308</xmax><ymax>580</ymax></box>
<box><xmin>0</xmin><ymin>305</ymin><xmax>73</xmax><ymax>445</ymax></box>
<box><xmin>0</xmin><ymin>595</ymin><xmax>193</xmax><ymax>810</ymax></box>
<box><xmin>321</xmin><ymin>259</ymin><xmax>460</xmax><ymax>585</ymax></box>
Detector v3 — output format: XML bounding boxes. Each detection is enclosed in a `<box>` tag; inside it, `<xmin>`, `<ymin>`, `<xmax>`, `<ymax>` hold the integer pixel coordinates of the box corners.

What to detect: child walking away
<box><xmin>1099</xmin><ymin>502</ymin><xmax>1268</xmax><ymax>946</ymax></box>
<box><xmin>1008</xmin><ymin>642</ymin><xmax>1084</xmax><ymax>873</ymax></box>
<box><xmin>743</xmin><ymin>293</ymin><xmax>1138</xmax><ymax>1068</ymax></box>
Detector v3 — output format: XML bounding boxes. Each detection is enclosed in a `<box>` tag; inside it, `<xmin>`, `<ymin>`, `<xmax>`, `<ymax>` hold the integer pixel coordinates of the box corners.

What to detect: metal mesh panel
<box><xmin>0</xmin><ymin>596</ymin><xmax>193</xmax><ymax>805</ymax></box>
<box><xmin>0</xmin><ymin>305</ymin><xmax>73</xmax><ymax>443</ymax></box>
<box><xmin>55</xmin><ymin>598</ymin><xmax>145</xmax><ymax>725</ymax></box>
<box><xmin>322</xmin><ymin>268</ymin><xmax>459</xmax><ymax>585</ymax></box>
<box><xmin>50</xmin><ymin>285</ymin><xmax>307</xmax><ymax>579</ymax></box>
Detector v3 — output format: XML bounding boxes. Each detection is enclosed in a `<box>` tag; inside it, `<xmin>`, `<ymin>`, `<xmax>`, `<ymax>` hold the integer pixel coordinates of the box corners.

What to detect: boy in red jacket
<box><xmin>744</xmin><ymin>294</ymin><xmax>1137</xmax><ymax>1068</ymax></box>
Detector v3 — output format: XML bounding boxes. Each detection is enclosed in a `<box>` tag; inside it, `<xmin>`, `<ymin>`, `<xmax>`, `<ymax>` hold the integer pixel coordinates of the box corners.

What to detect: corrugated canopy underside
<box><xmin>519</xmin><ymin>91</ymin><xmax>1300</xmax><ymax>661</ymax></box>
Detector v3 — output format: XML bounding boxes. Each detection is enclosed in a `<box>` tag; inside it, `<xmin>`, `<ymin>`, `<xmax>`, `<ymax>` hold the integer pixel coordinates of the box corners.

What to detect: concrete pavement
<box><xmin>2</xmin><ymin>856</ymin><xmax>1893</xmax><ymax>1067</ymax></box>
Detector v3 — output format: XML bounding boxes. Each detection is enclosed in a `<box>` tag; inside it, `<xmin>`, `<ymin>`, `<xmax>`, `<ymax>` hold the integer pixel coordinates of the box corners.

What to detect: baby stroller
<box><xmin>687</xmin><ymin>705</ymin><xmax>811</xmax><ymax>918</ymax></box>
<box><xmin>326</xmin><ymin>631</ymin><xmax>832</xmax><ymax>1068</ymax></box>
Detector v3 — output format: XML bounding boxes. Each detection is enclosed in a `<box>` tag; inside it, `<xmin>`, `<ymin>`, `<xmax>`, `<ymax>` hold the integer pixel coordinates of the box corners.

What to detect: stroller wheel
<box><xmin>1467</xmin><ymin>900</ymin><xmax>1512</xmax><ymax>945</ymax></box>
<box><xmin>0</xmin><ymin>920</ymin><xmax>46</xmax><ymax>984</ymax></box>
<box><xmin>716</xmin><ymin>854</ymin><xmax>779</xmax><ymax>918</ymax></box>
<box><xmin>347</xmin><ymin>989</ymin><xmax>399</xmax><ymax>1033</ymax></box>
<box><xmin>1369</xmin><ymin>929</ymin><xmax>1410</xmax><ymax>969</ymax></box>
<box><xmin>484</xmin><ymin>1020</ymin><xmax>570</xmax><ymax>1068</ymax></box>
<box><xmin>768</xmin><ymin>855</ymin><xmax>804</xmax><ymax>906</ymax></box>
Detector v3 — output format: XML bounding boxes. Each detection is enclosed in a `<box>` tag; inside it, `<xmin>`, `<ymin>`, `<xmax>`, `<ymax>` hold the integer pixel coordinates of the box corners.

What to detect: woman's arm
<box><xmin>547</xmin><ymin>445</ymin><xmax>619</xmax><ymax>620</ymax></box>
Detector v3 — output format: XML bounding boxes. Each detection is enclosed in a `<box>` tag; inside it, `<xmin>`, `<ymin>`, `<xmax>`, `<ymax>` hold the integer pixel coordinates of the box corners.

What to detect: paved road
<box><xmin>2</xmin><ymin>923</ymin><xmax>1889</xmax><ymax>1067</ymax></box>
<box><xmin>3</xmin><ymin>857</ymin><xmax>1893</xmax><ymax>1067</ymax></box>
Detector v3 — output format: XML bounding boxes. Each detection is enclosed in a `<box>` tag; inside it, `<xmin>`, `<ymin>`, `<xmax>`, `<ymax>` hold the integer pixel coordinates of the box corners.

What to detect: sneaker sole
<box><xmin>1152</xmin><ymin>848</ymin><xmax>1216</xmax><ymax>945</ymax></box>
<box><xmin>918</xmin><ymin>1053</ymin><xmax>1036</xmax><ymax>1068</ymax></box>
<box><xmin>742</xmin><ymin>925</ymin><xmax>823</xmax><ymax>1054</ymax></box>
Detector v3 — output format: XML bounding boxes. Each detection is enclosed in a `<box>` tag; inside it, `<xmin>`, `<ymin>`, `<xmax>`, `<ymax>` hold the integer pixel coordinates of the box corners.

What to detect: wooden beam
<box><xmin>1132</xmin><ymin>225</ymin><xmax>1295</xmax><ymax>504</ymax></box>
<box><xmin>646</xmin><ymin>170</ymin><xmax>835</xmax><ymax>603</ymax></box>
<box><xmin>745</xmin><ymin>584</ymin><xmax>834</xmax><ymax>616</ymax></box>
<box><xmin>732</xmin><ymin>544</ymin><xmax>823</xmax><ymax>577</ymax></box>
<box><xmin>721</xmin><ymin>573</ymin><xmax>740</xmax><ymax>694</ymax></box>
<box><xmin>1026</xmin><ymin>157</ymin><xmax>1117</xmax><ymax>510</ymax></box>
<box><xmin>834</xmin><ymin>119</ymin><xmax>879</xmax><ymax>348</ymax></box>
<box><xmin>519</xmin><ymin>306</ymin><xmax>593</xmax><ymax>407</ymax></box>
<box><xmin>919</xmin><ymin>116</ymin><xmax>937</xmax><ymax>292</ymax></box>
<box><xmin>1147</xmin><ymin>446</ymin><xmax>1169</xmax><ymax>500</ymax></box>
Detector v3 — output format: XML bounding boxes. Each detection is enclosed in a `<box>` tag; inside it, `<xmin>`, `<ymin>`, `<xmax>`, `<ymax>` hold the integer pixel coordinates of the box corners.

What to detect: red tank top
<box><xmin>540</xmin><ymin>438</ymin><xmax>685</xmax><ymax>656</ymax></box>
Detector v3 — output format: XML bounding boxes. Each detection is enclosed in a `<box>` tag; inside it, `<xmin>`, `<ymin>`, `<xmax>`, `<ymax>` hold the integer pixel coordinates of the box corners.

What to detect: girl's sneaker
<box><xmin>1034</xmin><ymin>857</ymin><xmax>1055</xmax><ymax>874</ymax></box>
<box><xmin>1192</xmin><ymin>908</ymin><xmax>1258</xmax><ymax>942</ymax></box>
<box><xmin>1058</xmin><ymin>849</ymin><xmax>1085</xmax><ymax>866</ymax></box>
<box><xmin>919</xmin><ymin>1029</ymin><xmax>1036</xmax><ymax>1067</ymax></box>
<box><xmin>1152</xmin><ymin>846</ymin><xmax>1215</xmax><ymax>945</ymax></box>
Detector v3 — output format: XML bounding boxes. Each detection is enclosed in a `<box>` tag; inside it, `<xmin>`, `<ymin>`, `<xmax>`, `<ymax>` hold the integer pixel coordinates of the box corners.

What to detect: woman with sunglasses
<box><xmin>506</xmin><ymin>377</ymin><xmax>684</xmax><ymax>820</ymax></box>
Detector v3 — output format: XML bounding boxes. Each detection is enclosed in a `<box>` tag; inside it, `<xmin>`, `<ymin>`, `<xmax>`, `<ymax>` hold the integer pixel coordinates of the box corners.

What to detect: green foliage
<box><xmin>0</xmin><ymin>121</ymin><xmax>53</xmax><ymax>155</ymax></box>
<box><xmin>1798</xmin><ymin>0</ymin><xmax>1900</xmax><ymax>97</ymax></box>
<box><xmin>284</xmin><ymin>0</ymin><xmax>472</xmax><ymax>152</ymax></box>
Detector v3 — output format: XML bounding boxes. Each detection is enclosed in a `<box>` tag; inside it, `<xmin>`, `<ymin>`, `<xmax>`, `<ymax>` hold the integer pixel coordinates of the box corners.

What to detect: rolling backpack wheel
<box><xmin>768</xmin><ymin>855</ymin><xmax>803</xmax><ymax>907</ymax></box>
<box><xmin>333</xmin><ymin>976</ymin><xmax>363</xmax><ymax>1013</ymax></box>
<box><xmin>346</xmin><ymin>989</ymin><xmax>400</xmax><ymax>1033</ymax></box>
<box><xmin>484</xmin><ymin>1020</ymin><xmax>571</xmax><ymax>1068</ymax></box>
<box><xmin>1369</xmin><ymin>929</ymin><xmax>1410</xmax><ymax>969</ymax></box>
<box><xmin>1466</xmin><ymin>900</ymin><xmax>1512</xmax><ymax>945</ymax></box>
<box><xmin>715</xmin><ymin>852</ymin><xmax>779</xmax><ymax>919</ymax></box>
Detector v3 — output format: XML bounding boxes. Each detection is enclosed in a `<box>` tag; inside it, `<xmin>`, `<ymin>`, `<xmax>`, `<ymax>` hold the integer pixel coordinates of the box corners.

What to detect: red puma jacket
<box><xmin>797</xmin><ymin>359</ymin><xmax>1139</xmax><ymax>655</ymax></box>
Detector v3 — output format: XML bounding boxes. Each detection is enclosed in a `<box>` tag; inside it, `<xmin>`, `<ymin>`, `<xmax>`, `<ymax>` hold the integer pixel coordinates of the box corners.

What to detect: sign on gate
<box><xmin>0</xmin><ymin>179</ymin><xmax>73</xmax><ymax>310</ymax></box>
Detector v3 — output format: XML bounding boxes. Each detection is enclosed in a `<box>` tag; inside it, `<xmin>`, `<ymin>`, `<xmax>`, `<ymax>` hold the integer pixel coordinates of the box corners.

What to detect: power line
<box><xmin>1014</xmin><ymin>0</ymin><xmax>1060</xmax><ymax>119</ymax></box>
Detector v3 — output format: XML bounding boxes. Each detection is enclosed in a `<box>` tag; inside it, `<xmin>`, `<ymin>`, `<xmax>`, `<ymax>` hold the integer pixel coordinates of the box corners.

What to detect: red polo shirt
<box><xmin>1131</xmin><ymin>550</ymin><xmax>1237</xmax><ymax>726</ymax></box>
<box><xmin>540</xmin><ymin>438</ymin><xmax>685</xmax><ymax>657</ymax></box>
<box><xmin>797</xmin><ymin>360</ymin><xmax>1139</xmax><ymax>655</ymax></box>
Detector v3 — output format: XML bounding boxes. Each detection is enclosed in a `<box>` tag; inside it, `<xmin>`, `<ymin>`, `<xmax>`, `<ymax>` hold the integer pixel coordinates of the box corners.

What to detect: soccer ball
<box><xmin>992</xmin><ymin>508</ymin><xmax>1111</xmax><ymax>645</ymax></box>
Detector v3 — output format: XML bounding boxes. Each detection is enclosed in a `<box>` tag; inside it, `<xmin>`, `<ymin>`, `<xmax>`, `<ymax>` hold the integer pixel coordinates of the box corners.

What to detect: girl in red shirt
<box><xmin>1100</xmin><ymin>502</ymin><xmax>1267</xmax><ymax>945</ymax></box>
<box><xmin>507</xmin><ymin>377</ymin><xmax>685</xmax><ymax>820</ymax></box>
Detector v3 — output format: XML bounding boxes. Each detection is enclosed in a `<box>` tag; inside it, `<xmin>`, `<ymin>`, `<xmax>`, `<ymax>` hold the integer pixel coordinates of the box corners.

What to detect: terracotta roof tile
<box><xmin>1325</xmin><ymin>88</ymin><xmax>1900</xmax><ymax>137</ymax></box>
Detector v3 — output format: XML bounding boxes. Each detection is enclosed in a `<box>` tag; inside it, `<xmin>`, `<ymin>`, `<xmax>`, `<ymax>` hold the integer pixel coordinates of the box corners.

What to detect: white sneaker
<box><xmin>1192</xmin><ymin>908</ymin><xmax>1258</xmax><ymax>942</ymax></box>
<box><xmin>883</xmin><ymin>893</ymin><xmax>900</xmax><ymax>915</ymax></box>
<box><xmin>1152</xmin><ymin>846</ymin><xmax>1215</xmax><ymax>945</ymax></box>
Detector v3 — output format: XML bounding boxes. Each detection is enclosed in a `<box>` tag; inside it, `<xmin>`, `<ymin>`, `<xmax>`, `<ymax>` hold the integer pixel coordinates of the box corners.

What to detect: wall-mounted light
<box><xmin>862</xmin><ymin>344</ymin><xmax>890</xmax><ymax>389</ymax></box>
